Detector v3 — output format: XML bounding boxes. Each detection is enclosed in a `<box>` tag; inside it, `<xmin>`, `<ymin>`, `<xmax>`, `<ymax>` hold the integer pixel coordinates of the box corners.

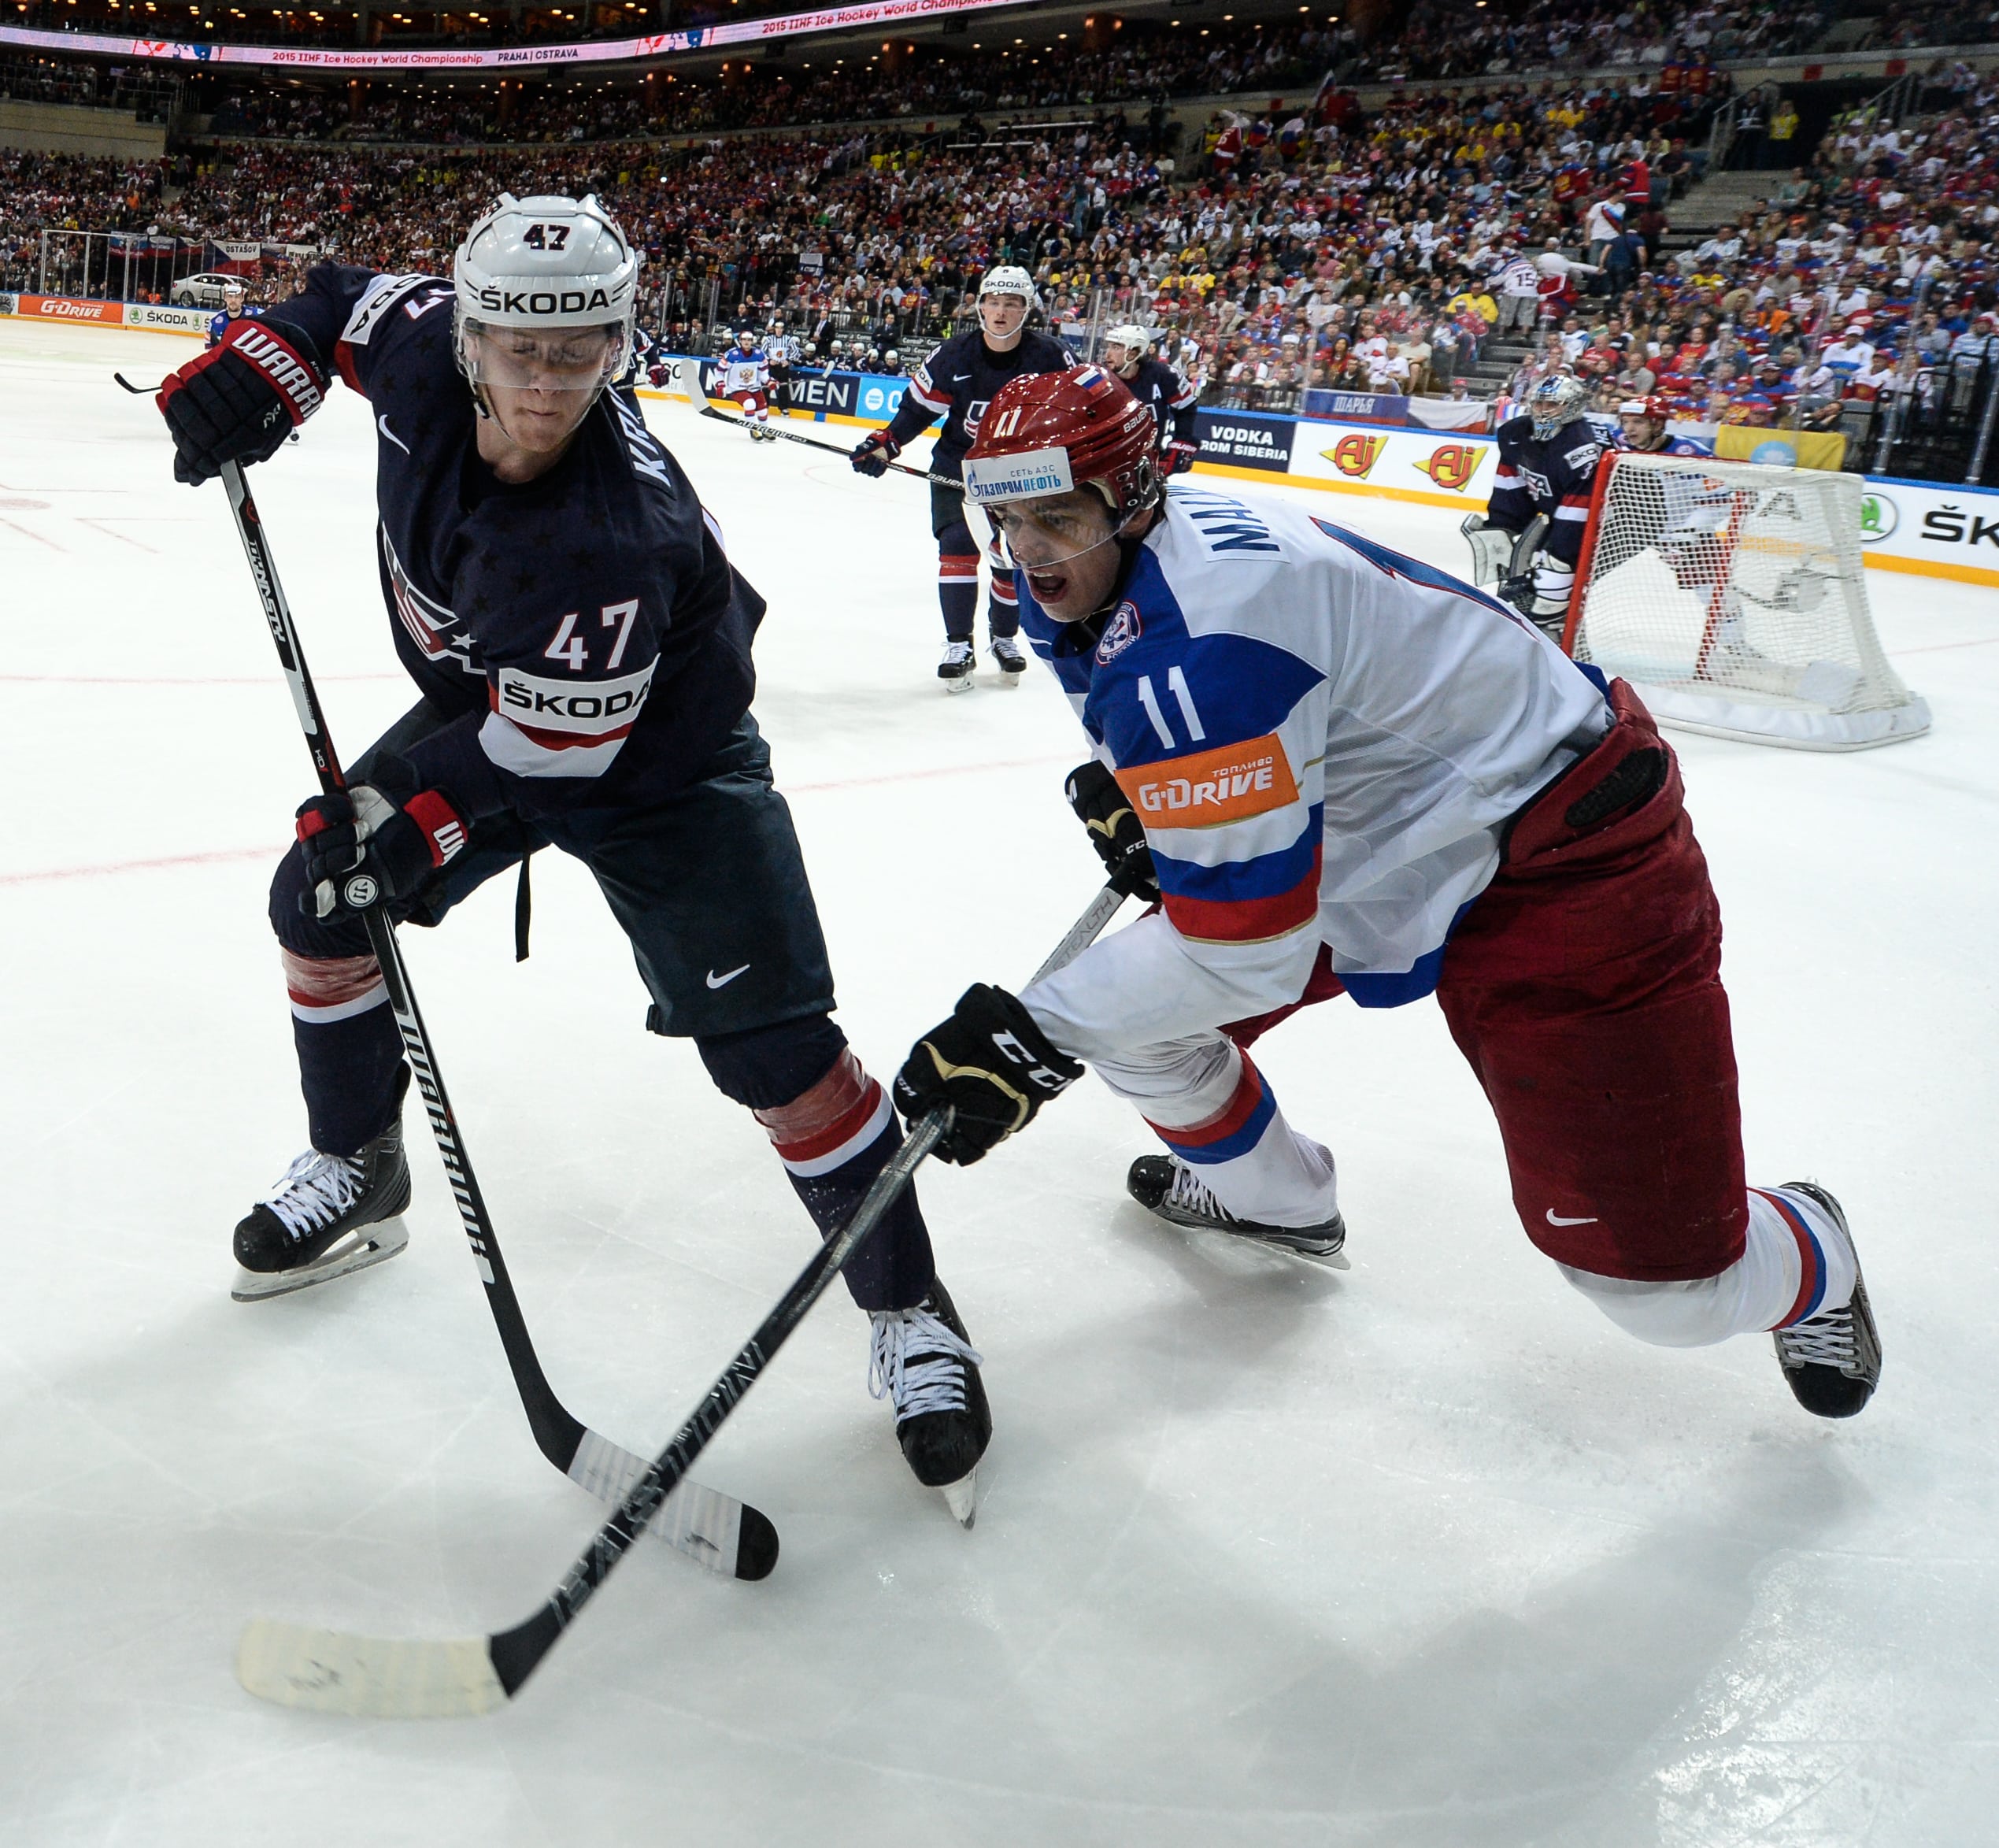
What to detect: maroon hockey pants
<box><xmin>1229</xmin><ymin>681</ymin><xmax>1747</xmax><ymax>1283</ymax></box>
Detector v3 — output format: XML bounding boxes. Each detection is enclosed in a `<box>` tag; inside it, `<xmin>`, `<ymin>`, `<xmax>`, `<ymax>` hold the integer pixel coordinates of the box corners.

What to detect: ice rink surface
<box><xmin>3</xmin><ymin>320</ymin><xmax>1997</xmax><ymax>1848</ymax></box>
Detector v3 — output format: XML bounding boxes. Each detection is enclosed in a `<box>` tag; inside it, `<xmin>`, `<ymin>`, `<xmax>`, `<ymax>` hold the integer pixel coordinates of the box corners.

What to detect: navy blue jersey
<box><xmin>1486</xmin><ymin>414</ymin><xmax>1605</xmax><ymax>569</ymax></box>
<box><xmin>267</xmin><ymin>265</ymin><xmax>761</xmax><ymax>824</ymax></box>
<box><xmin>206</xmin><ymin>302</ymin><xmax>263</xmax><ymax>349</ymax></box>
<box><xmin>886</xmin><ymin>327</ymin><xmax>1074</xmax><ymax>478</ymax></box>
<box><xmin>1122</xmin><ymin>354</ymin><xmax>1199</xmax><ymax>446</ymax></box>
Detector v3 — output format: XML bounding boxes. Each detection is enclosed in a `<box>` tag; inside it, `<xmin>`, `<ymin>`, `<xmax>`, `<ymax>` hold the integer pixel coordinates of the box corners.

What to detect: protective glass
<box><xmin>463</xmin><ymin>320</ymin><xmax>623</xmax><ymax>393</ymax></box>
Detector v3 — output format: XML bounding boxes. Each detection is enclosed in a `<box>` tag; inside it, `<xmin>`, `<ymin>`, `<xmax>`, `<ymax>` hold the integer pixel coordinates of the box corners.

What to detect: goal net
<box><xmin>1564</xmin><ymin>452</ymin><xmax>1930</xmax><ymax>750</ymax></box>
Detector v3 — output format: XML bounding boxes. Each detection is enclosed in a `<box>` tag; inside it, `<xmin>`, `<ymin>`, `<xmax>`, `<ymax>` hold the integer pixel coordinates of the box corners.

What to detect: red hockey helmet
<box><xmin>1619</xmin><ymin>394</ymin><xmax>1671</xmax><ymax>423</ymax></box>
<box><xmin>961</xmin><ymin>365</ymin><xmax>1162</xmax><ymax>520</ymax></box>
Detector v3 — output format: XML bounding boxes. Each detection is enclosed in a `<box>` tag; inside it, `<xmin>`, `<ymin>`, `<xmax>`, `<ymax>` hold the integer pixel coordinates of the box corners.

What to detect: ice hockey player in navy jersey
<box><xmin>205</xmin><ymin>278</ymin><xmax>262</xmax><ymax>349</ymax></box>
<box><xmin>1461</xmin><ymin>372</ymin><xmax>1605</xmax><ymax>638</ymax></box>
<box><xmin>893</xmin><ymin>364</ymin><xmax>1880</xmax><ymax>1424</ymax></box>
<box><xmin>153</xmin><ymin>192</ymin><xmax>990</xmax><ymax>1515</ymax></box>
<box><xmin>849</xmin><ymin>265</ymin><xmax>1071</xmax><ymax>690</ymax></box>
<box><xmin>1101</xmin><ymin>324</ymin><xmax>1199</xmax><ymax>476</ymax></box>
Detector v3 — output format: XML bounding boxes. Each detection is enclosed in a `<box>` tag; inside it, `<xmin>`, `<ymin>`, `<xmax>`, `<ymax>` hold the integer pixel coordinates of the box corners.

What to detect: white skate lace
<box><xmin>941</xmin><ymin>642</ymin><xmax>974</xmax><ymax>665</ymax></box>
<box><xmin>1167</xmin><ymin>1161</ymin><xmax>1240</xmax><ymax>1226</ymax></box>
<box><xmin>1775</xmin><ymin>1306</ymin><xmax>1858</xmax><ymax>1372</ymax></box>
<box><xmin>868</xmin><ymin>1305</ymin><xmax>984</xmax><ymax>1420</ymax></box>
<box><xmin>261</xmin><ymin>1150</ymin><xmax>367</xmax><ymax>1242</ymax></box>
<box><xmin>992</xmin><ymin>639</ymin><xmax>1026</xmax><ymax>662</ymax></box>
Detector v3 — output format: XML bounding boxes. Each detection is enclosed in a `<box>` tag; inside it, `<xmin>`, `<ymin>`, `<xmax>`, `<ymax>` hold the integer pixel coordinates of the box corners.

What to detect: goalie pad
<box><xmin>1460</xmin><ymin>515</ymin><xmax>1514</xmax><ymax>587</ymax></box>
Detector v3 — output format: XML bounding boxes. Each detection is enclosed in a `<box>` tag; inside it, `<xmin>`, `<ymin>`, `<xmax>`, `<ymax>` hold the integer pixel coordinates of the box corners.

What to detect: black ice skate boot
<box><xmin>868</xmin><ymin>1278</ymin><xmax>990</xmax><ymax>1526</ymax></box>
<box><xmin>990</xmin><ymin>635</ymin><xmax>1028</xmax><ymax>686</ymax></box>
<box><xmin>1770</xmin><ymin>1181</ymin><xmax>1881</xmax><ymax>1419</ymax></box>
<box><xmin>232</xmin><ymin>1072</ymin><xmax>413</xmax><ymax>1301</ymax></box>
<box><xmin>1127</xmin><ymin>1155</ymin><xmax>1348</xmax><ymax>1267</ymax></box>
<box><xmin>938</xmin><ymin>639</ymin><xmax>977</xmax><ymax>692</ymax></box>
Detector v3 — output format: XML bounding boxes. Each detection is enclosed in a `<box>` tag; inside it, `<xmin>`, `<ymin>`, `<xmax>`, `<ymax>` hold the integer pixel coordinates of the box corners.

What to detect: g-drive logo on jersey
<box><xmin>1096</xmin><ymin>599</ymin><xmax>1142</xmax><ymax>663</ymax></box>
<box><xmin>1116</xmin><ymin>734</ymin><xmax>1299</xmax><ymax>827</ymax></box>
<box><xmin>962</xmin><ymin>446</ymin><xmax>1075</xmax><ymax>505</ymax></box>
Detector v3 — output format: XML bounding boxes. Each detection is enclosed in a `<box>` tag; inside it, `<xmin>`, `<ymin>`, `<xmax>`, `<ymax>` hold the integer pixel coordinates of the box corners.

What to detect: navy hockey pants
<box><xmin>931</xmin><ymin>482</ymin><xmax>1019</xmax><ymax>642</ymax></box>
<box><xmin>266</xmin><ymin>704</ymin><xmax>936</xmax><ymax>1311</ymax></box>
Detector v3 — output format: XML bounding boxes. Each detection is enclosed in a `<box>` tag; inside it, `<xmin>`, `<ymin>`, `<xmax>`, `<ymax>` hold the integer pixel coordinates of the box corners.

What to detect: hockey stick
<box><xmin>696</xmin><ymin>401</ymin><xmax>961</xmax><ymax>489</ymax></box>
<box><xmin>114</xmin><ymin>372</ymin><xmax>158</xmax><ymax>394</ymax></box>
<box><xmin>215</xmin><ymin>460</ymin><xmax>779</xmax><ymax>1583</ymax></box>
<box><xmin>235</xmin><ymin>877</ymin><xmax>1128</xmax><ymax>1717</ymax></box>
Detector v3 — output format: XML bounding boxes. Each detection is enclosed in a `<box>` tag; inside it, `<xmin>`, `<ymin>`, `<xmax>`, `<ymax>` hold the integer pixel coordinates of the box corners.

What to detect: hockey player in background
<box><xmin>153</xmin><ymin>193</ymin><xmax>990</xmax><ymax>1514</ymax></box>
<box><xmin>893</xmin><ymin>365</ymin><xmax>1881</xmax><ymax>1424</ymax></box>
<box><xmin>1616</xmin><ymin>392</ymin><xmax>1715</xmax><ymax>457</ymax></box>
<box><xmin>1460</xmin><ymin>372</ymin><xmax>1603</xmax><ymax>638</ymax></box>
<box><xmin>716</xmin><ymin>327</ymin><xmax>776</xmax><ymax>440</ymax></box>
<box><xmin>850</xmin><ymin>265</ymin><xmax>1071</xmax><ymax>690</ymax></box>
<box><xmin>205</xmin><ymin>277</ymin><xmax>261</xmax><ymax>349</ymax></box>
<box><xmin>1101</xmin><ymin>324</ymin><xmax>1201</xmax><ymax>476</ymax></box>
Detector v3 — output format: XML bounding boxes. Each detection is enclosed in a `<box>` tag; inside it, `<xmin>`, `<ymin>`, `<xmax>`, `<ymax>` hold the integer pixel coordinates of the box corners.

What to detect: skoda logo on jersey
<box><xmin>1096</xmin><ymin>600</ymin><xmax>1143</xmax><ymax>663</ymax></box>
<box><xmin>343</xmin><ymin>873</ymin><xmax>380</xmax><ymax>909</ymax></box>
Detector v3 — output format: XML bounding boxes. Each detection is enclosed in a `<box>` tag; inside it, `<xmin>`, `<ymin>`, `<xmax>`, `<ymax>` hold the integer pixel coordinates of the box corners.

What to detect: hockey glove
<box><xmin>894</xmin><ymin>985</ymin><xmax>1084</xmax><ymax>1166</ymax></box>
<box><xmin>1065</xmin><ymin>760</ymin><xmax>1160</xmax><ymax>902</ymax></box>
<box><xmin>157</xmin><ymin>317</ymin><xmax>326</xmax><ymax>487</ymax></box>
<box><xmin>850</xmin><ymin>428</ymin><xmax>901</xmax><ymax>477</ymax></box>
<box><xmin>295</xmin><ymin>783</ymin><xmax>468</xmax><ymax>920</ymax></box>
<box><xmin>1164</xmin><ymin>438</ymin><xmax>1200</xmax><ymax>476</ymax></box>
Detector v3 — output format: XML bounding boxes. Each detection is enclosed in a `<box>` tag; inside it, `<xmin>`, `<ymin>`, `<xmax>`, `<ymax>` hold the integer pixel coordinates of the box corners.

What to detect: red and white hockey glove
<box><xmin>157</xmin><ymin>317</ymin><xmax>325</xmax><ymax>487</ymax></box>
<box><xmin>1164</xmin><ymin>438</ymin><xmax>1200</xmax><ymax>476</ymax></box>
<box><xmin>850</xmin><ymin>428</ymin><xmax>901</xmax><ymax>477</ymax></box>
<box><xmin>295</xmin><ymin>785</ymin><xmax>467</xmax><ymax>920</ymax></box>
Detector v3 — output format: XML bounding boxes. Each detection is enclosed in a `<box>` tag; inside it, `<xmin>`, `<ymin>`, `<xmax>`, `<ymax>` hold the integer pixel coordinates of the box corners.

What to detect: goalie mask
<box><xmin>453</xmin><ymin>192</ymin><xmax>639</xmax><ymax>420</ymax></box>
<box><xmin>1527</xmin><ymin>372</ymin><xmax>1590</xmax><ymax>443</ymax></box>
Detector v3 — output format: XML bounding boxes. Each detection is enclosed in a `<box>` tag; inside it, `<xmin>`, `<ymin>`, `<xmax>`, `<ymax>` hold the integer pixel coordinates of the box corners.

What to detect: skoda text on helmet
<box><xmin>978</xmin><ymin>265</ymin><xmax>1036</xmax><ymax>304</ymax></box>
<box><xmin>452</xmin><ymin>191</ymin><xmax>640</xmax><ymax>418</ymax></box>
<box><xmin>962</xmin><ymin>365</ymin><xmax>1161</xmax><ymax>523</ymax></box>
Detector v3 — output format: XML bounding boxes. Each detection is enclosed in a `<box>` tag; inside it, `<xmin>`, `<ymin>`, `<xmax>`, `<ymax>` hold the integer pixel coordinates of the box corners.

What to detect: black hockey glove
<box><xmin>894</xmin><ymin>985</ymin><xmax>1084</xmax><ymax>1166</ymax></box>
<box><xmin>1064</xmin><ymin>759</ymin><xmax>1160</xmax><ymax>902</ymax></box>
<box><xmin>1164</xmin><ymin>437</ymin><xmax>1200</xmax><ymax>476</ymax></box>
<box><xmin>294</xmin><ymin>783</ymin><xmax>468</xmax><ymax>920</ymax></box>
<box><xmin>157</xmin><ymin>317</ymin><xmax>326</xmax><ymax>486</ymax></box>
<box><xmin>850</xmin><ymin>428</ymin><xmax>901</xmax><ymax>477</ymax></box>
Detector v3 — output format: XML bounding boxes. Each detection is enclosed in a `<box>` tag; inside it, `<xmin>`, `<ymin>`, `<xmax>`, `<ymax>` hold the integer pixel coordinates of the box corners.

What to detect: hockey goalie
<box><xmin>1464</xmin><ymin>378</ymin><xmax>1930</xmax><ymax>750</ymax></box>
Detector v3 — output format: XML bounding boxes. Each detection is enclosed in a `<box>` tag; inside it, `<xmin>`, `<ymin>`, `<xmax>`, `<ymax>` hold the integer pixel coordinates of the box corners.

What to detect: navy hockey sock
<box><xmin>282</xmin><ymin>949</ymin><xmax>408</xmax><ymax>1155</ymax></box>
<box><xmin>699</xmin><ymin>1019</ymin><xmax>937</xmax><ymax>1312</ymax></box>
<box><xmin>938</xmin><ymin>550</ymin><xmax>979</xmax><ymax>640</ymax></box>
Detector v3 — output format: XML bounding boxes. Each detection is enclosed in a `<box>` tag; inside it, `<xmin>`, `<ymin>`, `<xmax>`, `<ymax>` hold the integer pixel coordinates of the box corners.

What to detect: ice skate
<box><xmin>990</xmin><ymin>635</ymin><xmax>1028</xmax><ymax>686</ymax></box>
<box><xmin>1127</xmin><ymin>1155</ymin><xmax>1348</xmax><ymax>1268</ymax></box>
<box><xmin>938</xmin><ymin>639</ymin><xmax>976</xmax><ymax>693</ymax></box>
<box><xmin>868</xmin><ymin>1278</ymin><xmax>990</xmax><ymax>1524</ymax></box>
<box><xmin>232</xmin><ymin>1093</ymin><xmax>412</xmax><ymax>1302</ymax></box>
<box><xmin>1770</xmin><ymin>1182</ymin><xmax>1881</xmax><ymax>1419</ymax></box>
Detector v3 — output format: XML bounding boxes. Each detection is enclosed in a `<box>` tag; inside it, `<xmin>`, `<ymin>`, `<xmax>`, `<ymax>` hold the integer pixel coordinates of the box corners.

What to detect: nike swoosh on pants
<box><xmin>706</xmin><ymin>964</ymin><xmax>751</xmax><ymax>989</ymax></box>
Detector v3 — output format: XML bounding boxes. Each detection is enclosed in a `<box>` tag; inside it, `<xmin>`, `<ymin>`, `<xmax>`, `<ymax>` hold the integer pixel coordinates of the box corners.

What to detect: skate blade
<box><xmin>1153</xmin><ymin>1211</ymin><xmax>1349</xmax><ymax>1271</ymax></box>
<box><xmin>993</xmin><ymin>665</ymin><xmax>1024</xmax><ymax>688</ymax></box>
<box><xmin>232</xmin><ymin>1220</ymin><xmax>411</xmax><ymax>1302</ymax></box>
<box><xmin>941</xmin><ymin>675</ymin><xmax>975</xmax><ymax>694</ymax></box>
<box><xmin>940</xmin><ymin>1468</ymin><xmax>979</xmax><ymax>1528</ymax></box>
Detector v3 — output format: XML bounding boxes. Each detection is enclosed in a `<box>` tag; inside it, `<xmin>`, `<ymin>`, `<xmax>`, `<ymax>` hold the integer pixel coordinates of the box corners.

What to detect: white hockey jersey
<box><xmin>1015</xmin><ymin>482</ymin><xmax>1612</xmax><ymax>1061</ymax></box>
<box><xmin>716</xmin><ymin>348</ymin><xmax>770</xmax><ymax>394</ymax></box>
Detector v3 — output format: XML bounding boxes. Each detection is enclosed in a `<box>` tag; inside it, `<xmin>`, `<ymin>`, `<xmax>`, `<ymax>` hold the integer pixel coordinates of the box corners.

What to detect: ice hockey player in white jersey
<box><xmin>1461</xmin><ymin>372</ymin><xmax>1603</xmax><ymax>638</ymax></box>
<box><xmin>716</xmin><ymin>328</ymin><xmax>776</xmax><ymax>440</ymax></box>
<box><xmin>892</xmin><ymin>363</ymin><xmax>1881</xmax><ymax>1424</ymax></box>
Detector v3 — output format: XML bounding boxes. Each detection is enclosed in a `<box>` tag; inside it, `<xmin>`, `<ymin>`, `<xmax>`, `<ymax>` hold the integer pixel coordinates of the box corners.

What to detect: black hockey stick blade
<box><xmin>695</xmin><ymin>400</ymin><xmax>958</xmax><ymax>488</ymax></box>
<box><xmin>214</xmin><ymin>462</ymin><xmax>779</xmax><ymax>1587</ymax></box>
<box><xmin>235</xmin><ymin>881</ymin><xmax>1126</xmax><ymax>1718</ymax></box>
<box><xmin>114</xmin><ymin>371</ymin><xmax>161</xmax><ymax>394</ymax></box>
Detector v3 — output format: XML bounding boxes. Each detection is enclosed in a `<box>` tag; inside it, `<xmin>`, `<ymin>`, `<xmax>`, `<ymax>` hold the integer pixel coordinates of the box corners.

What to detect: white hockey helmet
<box><xmin>979</xmin><ymin>264</ymin><xmax>1036</xmax><ymax>305</ymax></box>
<box><xmin>1527</xmin><ymin>372</ymin><xmax>1590</xmax><ymax>442</ymax></box>
<box><xmin>1103</xmin><ymin>323</ymin><xmax>1153</xmax><ymax>372</ymax></box>
<box><xmin>452</xmin><ymin>191</ymin><xmax>639</xmax><ymax>399</ymax></box>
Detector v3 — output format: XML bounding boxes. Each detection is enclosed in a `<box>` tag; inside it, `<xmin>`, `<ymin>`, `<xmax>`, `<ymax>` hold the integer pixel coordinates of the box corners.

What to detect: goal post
<box><xmin>1561</xmin><ymin>451</ymin><xmax>1931</xmax><ymax>750</ymax></box>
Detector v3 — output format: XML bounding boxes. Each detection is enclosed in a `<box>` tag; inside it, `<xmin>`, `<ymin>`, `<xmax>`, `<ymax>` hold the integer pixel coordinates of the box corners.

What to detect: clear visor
<box><xmin>463</xmin><ymin>320</ymin><xmax>623</xmax><ymax>393</ymax></box>
<box><xmin>983</xmin><ymin>491</ymin><xmax>1122</xmax><ymax>574</ymax></box>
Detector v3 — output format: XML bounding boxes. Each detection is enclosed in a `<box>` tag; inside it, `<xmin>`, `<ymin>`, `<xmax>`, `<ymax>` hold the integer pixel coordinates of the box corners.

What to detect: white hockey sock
<box><xmin>1559</xmin><ymin>1184</ymin><xmax>1856</xmax><ymax>1349</ymax></box>
<box><xmin>1094</xmin><ymin>1032</ymin><xmax>1338</xmax><ymax>1228</ymax></box>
